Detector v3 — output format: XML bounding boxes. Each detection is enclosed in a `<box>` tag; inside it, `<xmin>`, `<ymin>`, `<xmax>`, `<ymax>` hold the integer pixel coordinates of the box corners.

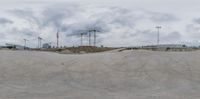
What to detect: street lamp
<box><xmin>156</xmin><ymin>26</ymin><xmax>162</xmax><ymax>45</ymax></box>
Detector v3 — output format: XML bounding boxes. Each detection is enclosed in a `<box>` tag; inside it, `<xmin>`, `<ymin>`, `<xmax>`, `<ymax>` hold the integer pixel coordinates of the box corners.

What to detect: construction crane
<box><xmin>38</xmin><ymin>37</ymin><xmax>43</xmax><ymax>49</ymax></box>
<box><xmin>89</xmin><ymin>29</ymin><xmax>100</xmax><ymax>47</ymax></box>
<box><xmin>80</xmin><ymin>33</ymin><xmax>87</xmax><ymax>46</ymax></box>
<box><xmin>73</xmin><ymin>29</ymin><xmax>100</xmax><ymax>47</ymax></box>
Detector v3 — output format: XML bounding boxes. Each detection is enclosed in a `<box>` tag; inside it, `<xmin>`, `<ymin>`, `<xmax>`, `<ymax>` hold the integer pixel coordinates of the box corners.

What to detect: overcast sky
<box><xmin>1</xmin><ymin>0</ymin><xmax>200</xmax><ymax>47</ymax></box>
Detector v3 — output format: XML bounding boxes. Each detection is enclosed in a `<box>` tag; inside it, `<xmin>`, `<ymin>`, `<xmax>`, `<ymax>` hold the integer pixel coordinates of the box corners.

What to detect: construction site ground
<box><xmin>0</xmin><ymin>50</ymin><xmax>200</xmax><ymax>99</ymax></box>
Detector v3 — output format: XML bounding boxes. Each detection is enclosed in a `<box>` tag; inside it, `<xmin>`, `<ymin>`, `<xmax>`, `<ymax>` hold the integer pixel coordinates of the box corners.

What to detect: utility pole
<box><xmin>56</xmin><ymin>30</ymin><xmax>59</xmax><ymax>48</ymax></box>
<box><xmin>156</xmin><ymin>26</ymin><xmax>162</xmax><ymax>45</ymax></box>
<box><xmin>24</xmin><ymin>39</ymin><xmax>28</xmax><ymax>49</ymax></box>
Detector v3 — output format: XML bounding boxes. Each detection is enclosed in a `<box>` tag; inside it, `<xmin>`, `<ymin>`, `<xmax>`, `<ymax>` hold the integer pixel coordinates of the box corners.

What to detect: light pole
<box><xmin>156</xmin><ymin>26</ymin><xmax>162</xmax><ymax>45</ymax></box>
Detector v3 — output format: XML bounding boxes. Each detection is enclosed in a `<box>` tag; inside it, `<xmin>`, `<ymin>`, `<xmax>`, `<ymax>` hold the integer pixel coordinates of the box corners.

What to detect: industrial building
<box><xmin>143</xmin><ymin>44</ymin><xmax>186</xmax><ymax>49</ymax></box>
<box><xmin>43</xmin><ymin>43</ymin><xmax>51</xmax><ymax>49</ymax></box>
<box><xmin>0</xmin><ymin>43</ymin><xmax>29</xmax><ymax>50</ymax></box>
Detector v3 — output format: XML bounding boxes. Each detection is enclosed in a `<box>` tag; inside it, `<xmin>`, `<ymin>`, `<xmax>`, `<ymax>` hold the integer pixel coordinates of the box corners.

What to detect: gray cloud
<box><xmin>193</xmin><ymin>18</ymin><xmax>200</xmax><ymax>24</ymax></box>
<box><xmin>147</xmin><ymin>11</ymin><xmax>178</xmax><ymax>23</ymax></box>
<box><xmin>185</xmin><ymin>18</ymin><xmax>200</xmax><ymax>39</ymax></box>
<box><xmin>186</xmin><ymin>24</ymin><xmax>200</xmax><ymax>39</ymax></box>
<box><xmin>45</xmin><ymin>5</ymin><xmax>136</xmax><ymax>35</ymax></box>
<box><xmin>0</xmin><ymin>18</ymin><xmax>13</xmax><ymax>24</ymax></box>
<box><xmin>133</xmin><ymin>29</ymin><xmax>158</xmax><ymax>44</ymax></box>
<box><xmin>42</xmin><ymin>4</ymin><xmax>79</xmax><ymax>28</ymax></box>
<box><xmin>0</xmin><ymin>3</ymin><xmax>182</xmax><ymax>47</ymax></box>
<box><xmin>101</xmin><ymin>7</ymin><xmax>136</xmax><ymax>27</ymax></box>
<box><xmin>8</xmin><ymin>5</ymin><xmax>177</xmax><ymax>33</ymax></box>
<box><xmin>162</xmin><ymin>31</ymin><xmax>181</xmax><ymax>42</ymax></box>
<box><xmin>9</xmin><ymin>8</ymin><xmax>42</xmax><ymax>31</ymax></box>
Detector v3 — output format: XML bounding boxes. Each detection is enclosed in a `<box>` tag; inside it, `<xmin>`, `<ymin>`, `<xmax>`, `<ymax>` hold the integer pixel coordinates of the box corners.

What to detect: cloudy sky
<box><xmin>1</xmin><ymin>0</ymin><xmax>200</xmax><ymax>47</ymax></box>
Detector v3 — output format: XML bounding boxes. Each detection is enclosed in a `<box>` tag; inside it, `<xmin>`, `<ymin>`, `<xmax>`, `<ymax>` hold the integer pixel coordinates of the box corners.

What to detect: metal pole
<box><xmin>156</xmin><ymin>26</ymin><xmax>161</xmax><ymax>45</ymax></box>
<box><xmin>40</xmin><ymin>38</ymin><xmax>42</xmax><ymax>48</ymax></box>
<box><xmin>94</xmin><ymin>30</ymin><xmax>96</xmax><ymax>46</ymax></box>
<box><xmin>157</xmin><ymin>28</ymin><xmax>159</xmax><ymax>45</ymax></box>
<box><xmin>57</xmin><ymin>30</ymin><xmax>59</xmax><ymax>48</ymax></box>
<box><xmin>38</xmin><ymin>37</ymin><xmax>40</xmax><ymax>48</ymax></box>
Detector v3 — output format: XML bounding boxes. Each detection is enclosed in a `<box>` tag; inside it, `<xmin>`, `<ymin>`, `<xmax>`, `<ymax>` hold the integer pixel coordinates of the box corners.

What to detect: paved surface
<box><xmin>0</xmin><ymin>50</ymin><xmax>200</xmax><ymax>99</ymax></box>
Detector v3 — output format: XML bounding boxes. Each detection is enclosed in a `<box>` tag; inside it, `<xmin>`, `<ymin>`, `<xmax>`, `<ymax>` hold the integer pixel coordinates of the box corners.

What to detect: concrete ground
<box><xmin>0</xmin><ymin>50</ymin><xmax>200</xmax><ymax>99</ymax></box>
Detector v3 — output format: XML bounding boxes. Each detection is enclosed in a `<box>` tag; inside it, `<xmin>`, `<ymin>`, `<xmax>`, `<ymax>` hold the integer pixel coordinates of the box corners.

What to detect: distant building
<box><xmin>143</xmin><ymin>44</ymin><xmax>186</xmax><ymax>49</ymax></box>
<box><xmin>43</xmin><ymin>43</ymin><xmax>51</xmax><ymax>49</ymax></box>
<box><xmin>157</xmin><ymin>44</ymin><xmax>186</xmax><ymax>48</ymax></box>
<box><xmin>5</xmin><ymin>43</ymin><xmax>27</xmax><ymax>50</ymax></box>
